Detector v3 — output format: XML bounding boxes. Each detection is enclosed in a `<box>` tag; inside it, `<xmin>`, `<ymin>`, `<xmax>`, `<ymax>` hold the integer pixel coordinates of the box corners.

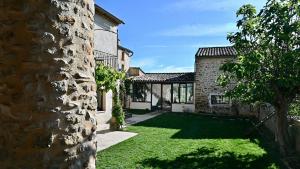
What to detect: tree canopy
<box><xmin>218</xmin><ymin>0</ymin><xmax>300</xmax><ymax>156</ymax></box>
<box><xmin>219</xmin><ymin>0</ymin><xmax>300</xmax><ymax>104</ymax></box>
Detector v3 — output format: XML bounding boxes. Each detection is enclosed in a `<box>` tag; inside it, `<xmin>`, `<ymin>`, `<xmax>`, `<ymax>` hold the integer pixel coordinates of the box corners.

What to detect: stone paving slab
<box><xmin>96</xmin><ymin>131</ymin><xmax>137</xmax><ymax>151</ymax></box>
<box><xmin>96</xmin><ymin>112</ymin><xmax>162</xmax><ymax>151</ymax></box>
<box><xmin>125</xmin><ymin>111</ymin><xmax>162</xmax><ymax>125</ymax></box>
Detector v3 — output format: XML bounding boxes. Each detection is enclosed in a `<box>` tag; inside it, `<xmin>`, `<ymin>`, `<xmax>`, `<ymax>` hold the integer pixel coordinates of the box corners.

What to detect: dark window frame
<box><xmin>132</xmin><ymin>83</ymin><xmax>151</xmax><ymax>103</ymax></box>
<box><xmin>121</xmin><ymin>52</ymin><xmax>125</xmax><ymax>61</ymax></box>
<box><xmin>132</xmin><ymin>82</ymin><xmax>194</xmax><ymax>104</ymax></box>
<box><xmin>172</xmin><ymin>83</ymin><xmax>194</xmax><ymax>104</ymax></box>
<box><xmin>210</xmin><ymin>94</ymin><xmax>230</xmax><ymax>105</ymax></box>
<box><xmin>186</xmin><ymin>83</ymin><xmax>194</xmax><ymax>104</ymax></box>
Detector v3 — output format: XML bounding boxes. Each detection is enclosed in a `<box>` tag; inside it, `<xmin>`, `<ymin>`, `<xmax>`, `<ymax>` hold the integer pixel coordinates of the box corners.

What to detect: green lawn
<box><xmin>96</xmin><ymin>113</ymin><xmax>282</xmax><ymax>169</ymax></box>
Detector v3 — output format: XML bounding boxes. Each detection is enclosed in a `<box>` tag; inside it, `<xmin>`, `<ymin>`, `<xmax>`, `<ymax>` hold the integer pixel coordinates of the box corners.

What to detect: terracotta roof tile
<box><xmin>131</xmin><ymin>72</ymin><xmax>194</xmax><ymax>83</ymax></box>
<box><xmin>196</xmin><ymin>46</ymin><xmax>237</xmax><ymax>57</ymax></box>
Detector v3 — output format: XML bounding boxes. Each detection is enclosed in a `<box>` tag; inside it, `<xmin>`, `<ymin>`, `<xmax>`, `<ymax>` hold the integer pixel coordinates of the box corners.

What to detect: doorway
<box><xmin>151</xmin><ymin>84</ymin><xmax>172</xmax><ymax>111</ymax></box>
<box><xmin>162</xmin><ymin>84</ymin><xmax>172</xmax><ymax>111</ymax></box>
<box><xmin>151</xmin><ymin>84</ymin><xmax>161</xmax><ymax>111</ymax></box>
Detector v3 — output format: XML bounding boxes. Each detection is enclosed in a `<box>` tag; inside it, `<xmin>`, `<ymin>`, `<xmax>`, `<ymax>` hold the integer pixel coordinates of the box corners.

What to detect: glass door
<box><xmin>162</xmin><ymin>84</ymin><xmax>172</xmax><ymax>111</ymax></box>
<box><xmin>151</xmin><ymin>84</ymin><xmax>162</xmax><ymax>111</ymax></box>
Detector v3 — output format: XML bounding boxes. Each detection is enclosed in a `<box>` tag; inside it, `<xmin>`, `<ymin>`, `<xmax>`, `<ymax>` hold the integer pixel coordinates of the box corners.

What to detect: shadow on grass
<box><xmin>133</xmin><ymin>113</ymin><xmax>252</xmax><ymax>139</ymax></box>
<box><xmin>140</xmin><ymin>147</ymin><xmax>277</xmax><ymax>169</ymax></box>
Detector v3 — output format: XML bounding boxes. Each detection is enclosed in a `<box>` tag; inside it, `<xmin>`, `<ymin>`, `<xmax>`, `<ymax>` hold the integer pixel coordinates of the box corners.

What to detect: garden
<box><xmin>96</xmin><ymin>113</ymin><xmax>282</xmax><ymax>169</ymax></box>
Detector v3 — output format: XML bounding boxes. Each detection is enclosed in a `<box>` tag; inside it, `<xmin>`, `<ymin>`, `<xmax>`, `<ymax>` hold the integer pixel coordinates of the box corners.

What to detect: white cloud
<box><xmin>168</xmin><ymin>0</ymin><xmax>266</xmax><ymax>12</ymax></box>
<box><xmin>159</xmin><ymin>22</ymin><xmax>236</xmax><ymax>37</ymax></box>
<box><xmin>148</xmin><ymin>65</ymin><xmax>194</xmax><ymax>73</ymax></box>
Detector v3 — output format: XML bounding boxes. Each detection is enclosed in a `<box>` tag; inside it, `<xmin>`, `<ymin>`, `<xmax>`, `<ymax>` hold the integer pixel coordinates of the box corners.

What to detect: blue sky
<box><xmin>96</xmin><ymin>0</ymin><xmax>267</xmax><ymax>73</ymax></box>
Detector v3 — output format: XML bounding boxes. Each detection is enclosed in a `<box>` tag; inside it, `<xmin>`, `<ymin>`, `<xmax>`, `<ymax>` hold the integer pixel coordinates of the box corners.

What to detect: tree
<box><xmin>218</xmin><ymin>0</ymin><xmax>300</xmax><ymax>156</ymax></box>
<box><xmin>0</xmin><ymin>0</ymin><xmax>97</xmax><ymax>168</ymax></box>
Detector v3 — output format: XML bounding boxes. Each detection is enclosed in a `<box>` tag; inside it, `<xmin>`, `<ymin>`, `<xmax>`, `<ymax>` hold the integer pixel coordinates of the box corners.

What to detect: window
<box><xmin>145</xmin><ymin>84</ymin><xmax>151</xmax><ymax>102</ymax></box>
<box><xmin>172</xmin><ymin>83</ymin><xmax>194</xmax><ymax>104</ymax></box>
<box><xmin>180</xmin><ymin>84</ymin><xmax>186</xmax><ymax>103</ymax></box>
<box><xmin>172</xmin><ymin>84</ymin><xmax>179</xmax><ymax>103</ymax></box>
<box><xmin>97</xmin><ymin>90</ymin><xmax>105</xmax><ymax>111</ymax></box>
<box><xmin>121</xmin><ymin>64</ymin><xmax>125</xmax><ymax>71</ymax></box>
<box><xmin>210</xmin><ymin>94</ymin><xmax>230</xmax><ymax>105</ymax></box>
<box><xmin>132</xmin><ymin>83</ymin><xmax>151</xmax><ymax>102</ymax></box>
<box><xmin>186</xmin><ymin>83</ymin><xmax>194</xmax><ymax>103</ymax></box>
<box><xmin>121</xmin><ymin>52</ymin><xmax>125</xmax><ymax>61</ymax></box>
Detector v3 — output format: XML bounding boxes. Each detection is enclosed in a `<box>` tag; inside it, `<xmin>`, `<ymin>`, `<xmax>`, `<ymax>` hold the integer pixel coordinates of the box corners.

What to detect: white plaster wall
<box><xmin>96</xmin><ymin>90</ymin><xmax>113</xmax><ymax>127</ymax></box>
<box><xmin>172</xmin><ymin>104</ymin><xmax>195</xmax><ymax>113</ymax></box>
<box><xmin>94</xmin><ymin>14</ymin><xmax>118</xmax><ymax>55</ymax></box>
<box><xmin>130</xmin><ymin>102</ymin><xmax>151</xmax><ymax>110</ymax></box>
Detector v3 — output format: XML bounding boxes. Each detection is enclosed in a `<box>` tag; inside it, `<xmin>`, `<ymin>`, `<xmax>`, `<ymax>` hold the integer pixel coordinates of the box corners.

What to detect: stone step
<box><xmin>97</xmin><ymin>124</ymin><xmax>110</xmax><ymax>132</ymax></box>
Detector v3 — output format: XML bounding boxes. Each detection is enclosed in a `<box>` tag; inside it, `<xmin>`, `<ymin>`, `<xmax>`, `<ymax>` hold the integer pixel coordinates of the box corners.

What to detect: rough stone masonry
<box><xmin>0</xmin><ymin>0</ymin><xmax>97</xmax><ymax>168</ymax></box>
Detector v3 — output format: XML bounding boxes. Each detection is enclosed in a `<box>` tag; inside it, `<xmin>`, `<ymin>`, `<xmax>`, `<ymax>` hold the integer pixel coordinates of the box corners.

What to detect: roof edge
<box><xmin>118</xmin><ymin>45</ymin><xmax>133</xmax><ymax>56</ymax></box>
<box><xmin>95</xmin><ymin>4</ymin><xmax>125</xmax><ymax>25</ymax></box>
<box><xmin>196</xmin><ymin>46</ymin><xmax>237</xmax><ymax>58</ymax></box>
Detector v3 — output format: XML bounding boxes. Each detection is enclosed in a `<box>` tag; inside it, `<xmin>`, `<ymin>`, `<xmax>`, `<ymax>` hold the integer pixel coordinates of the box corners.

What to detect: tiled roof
<box><xmin>196</xmin><ymin>46</ymin><xmax>237</xmax><ymax>57</ymax></box>
<box><xmin>131</xmin><ymin>72</ymin><xmax>195</xmax><ymax>83</ymax></box>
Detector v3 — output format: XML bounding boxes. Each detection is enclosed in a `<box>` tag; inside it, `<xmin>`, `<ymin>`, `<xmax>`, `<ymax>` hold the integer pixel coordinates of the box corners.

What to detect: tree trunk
<box><xmin>274</xmin><ymin>97</ymin><xmax>293</xmax><ymax>156</ymax></box>
<box><xmin>0</xmin><ymin>0</ymin><xmax>97</xmax><ymax>168</ymax></box>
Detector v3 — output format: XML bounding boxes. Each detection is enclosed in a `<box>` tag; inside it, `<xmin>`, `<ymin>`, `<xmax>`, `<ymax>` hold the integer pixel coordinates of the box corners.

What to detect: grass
<box><xmin>96</xmin><ymin>113</ymin><xmax>282</xmax><ymax>169</ymax></box>
<box><xmin>126</xmin><ymin>109</ymin><xmax>151</xmax><ymax>115</ymax></box>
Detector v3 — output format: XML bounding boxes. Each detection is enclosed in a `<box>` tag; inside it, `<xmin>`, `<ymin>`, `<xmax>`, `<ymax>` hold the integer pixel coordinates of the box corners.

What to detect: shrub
<box><xmin>111</xmin><ymin>91</ymin><xmax>125</xmax><ymax>130</ymax></box>
<box><xmin>289</xmin><ymin>98</ymin><xmax>300</xmax><ymax>116</ymax></box>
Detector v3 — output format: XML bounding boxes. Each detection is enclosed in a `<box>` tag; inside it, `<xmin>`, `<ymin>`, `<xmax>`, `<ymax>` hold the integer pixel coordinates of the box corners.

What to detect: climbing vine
<box><xmin>95</xmin><ymin>64</ymin><xmax>125</xmax><ymax>92</ymax></box>
<box><xmin>95</xmin><ymin>64</ymin><xmax>126</xmax><ymax>129</ymax></box>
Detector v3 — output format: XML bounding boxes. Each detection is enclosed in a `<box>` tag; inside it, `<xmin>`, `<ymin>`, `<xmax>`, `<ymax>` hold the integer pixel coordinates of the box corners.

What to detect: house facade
<box><xmin>118</xmin><ymin>45</ymin><xmax>133</xmax><ymax>72</ymax></box>
<box><xmin>195</xmin><ymin>47</ymin><xmax>235</xmax><ymax>114</ymax></box>
<box><xmin>194</xmin><ymin>47</ymin><xmax>252</xmax><ymax>115</ymax></box>
<box><xmin>94</xmin><ymin>4</ymin><xmax>133</xmax><ymax>129</ymax></box>
<box><xmin>128</xmin><ymin>46</ymin><xmax>253</xmax><ymax>115</ymax></box>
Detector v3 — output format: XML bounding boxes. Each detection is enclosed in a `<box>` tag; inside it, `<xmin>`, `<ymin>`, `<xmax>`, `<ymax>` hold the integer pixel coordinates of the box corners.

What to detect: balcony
<box><xmin>94</xmin><ymin>50</ymin><xmax>118</xmax><ymax>70</ymax></box>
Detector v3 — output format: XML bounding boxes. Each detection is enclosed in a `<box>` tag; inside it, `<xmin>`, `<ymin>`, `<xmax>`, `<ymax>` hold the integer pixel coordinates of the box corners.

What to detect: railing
<box><xmin>94</xmin><ymin>50</ymin><xmax>118</xmax><ymax>70</ymax></box>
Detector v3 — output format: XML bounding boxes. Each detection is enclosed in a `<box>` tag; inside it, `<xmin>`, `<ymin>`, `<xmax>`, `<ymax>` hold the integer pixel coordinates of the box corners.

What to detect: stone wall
<box><xmin>258</xmin><ymin>104</ymin><xmax>277</xmax><ymax>133</ymax></box>
<box><xmin>195</xmin><ymin>56</ymin><xmax>254</xmax><ymax>116</ymax></box>
<box><xmin>195</xmin><ymin>56</ymin><xmax>234</xmax><ymax>114</ymax></box>
<box><xmin>293</xmin><ymin>120</ymin><xmax>300</xmax><ymax>154</ymax></box>
<box><xmin>96</xmin><ymin>90</ymin><xmax>113</xmax><ymax>131</ymax></box>
<box><xmin>0</xmin><ymin>0</ymin><xmax>97</xmax><ymax>168</ymax></box>
<box><xmin>258</xmin><ymin>104</ymin><xmax>300</xmax><ymax>154</ymax></box>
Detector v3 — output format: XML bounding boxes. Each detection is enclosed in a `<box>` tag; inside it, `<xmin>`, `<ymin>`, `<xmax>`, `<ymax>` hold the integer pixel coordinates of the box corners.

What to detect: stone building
<box><xmin>194</xmin><ymin>46</ymin><xmax>236</xmax><ymax>114</ymax></box>
<box><xmin>118</xmin><ymin>45</ymin><xmax>134</xmax><ymax>72</ymax></box>
<box><xmin>128</xmin><ymin>46</ymin><xmax>252</xmax><ymax>115</ymax></box>
<box><xmin>128</xmin><ymin>67</ymin><xmax>145</xmax><ymax>77</ymax></box>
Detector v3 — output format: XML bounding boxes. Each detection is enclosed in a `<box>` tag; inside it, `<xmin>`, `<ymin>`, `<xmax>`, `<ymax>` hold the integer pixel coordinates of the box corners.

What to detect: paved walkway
<box><xmin>125</xmin><ymin>111</ymin><xmax>162</xmax><ymax>125</ymax></box>
<box><xmin>96</xmin><ymin>111</ymin><xmax>162</xmax><ymax>152</ymax></box>
<box><xmin>96</xmin><ymin>131</ymin><xmax>137</xmax><ymax>151</ymax></box>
